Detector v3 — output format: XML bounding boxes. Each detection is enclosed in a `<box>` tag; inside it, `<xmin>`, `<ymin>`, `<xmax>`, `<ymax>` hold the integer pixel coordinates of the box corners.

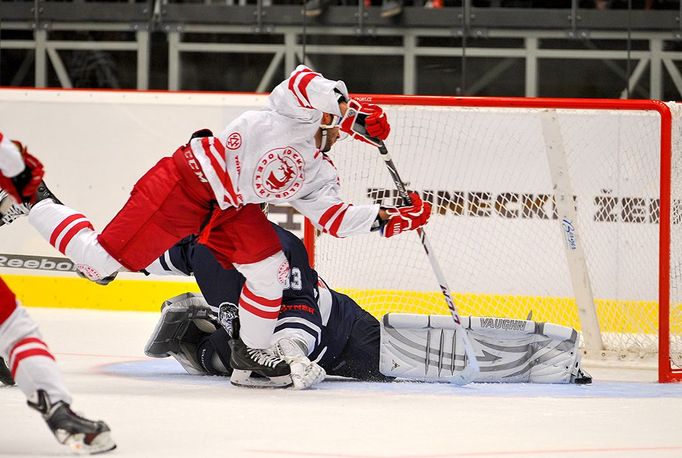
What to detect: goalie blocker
<box><xmin>380</xmin><ymin>313</ymin><xmax>591</xmax><ymax>384</ymax></box>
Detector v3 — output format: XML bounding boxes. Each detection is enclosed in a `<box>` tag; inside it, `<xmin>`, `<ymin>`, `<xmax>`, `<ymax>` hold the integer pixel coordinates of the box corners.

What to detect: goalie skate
<box><xmin>229</xmin><ymin>338</ymin><xmax>292</xmax><ymax>388</ymax></box>
<box><xmin>28</xmin><ymin>390</ymin><xmax>116</xmax><ymax>455</ymax></box>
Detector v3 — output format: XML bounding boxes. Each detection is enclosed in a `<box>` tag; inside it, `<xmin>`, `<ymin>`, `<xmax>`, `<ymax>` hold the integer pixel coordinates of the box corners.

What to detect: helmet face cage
<box><xmin>319</xmin><ymin>128</ymin><xmax>331</xmax><ymax>153</ymax></box>
<box><xmin>319</xmin><ymin>113</ymin><xmax>347</xmax><ymax>151</ymax></box>
<box><xmin>319</xmin><ymin>113</ymin><xmax>341</xmax><ymax>130</ymax></box>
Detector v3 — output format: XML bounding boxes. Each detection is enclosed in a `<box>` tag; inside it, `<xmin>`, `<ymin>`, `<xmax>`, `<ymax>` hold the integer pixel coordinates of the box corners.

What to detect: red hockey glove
<box><xmin>381</xmin><ymin>192</ymin><xmax>432</xmax><ymax>238</ymax></box>
<box><xmin>363</xmin><ymin>104</ymin><xmax>390</xmax><ymax>140</ymax></box>
<box><xmin>340</xmin><ymin>99</ymin><xmax>391</xmax><ymax>147</ymax></box>
<box><xmin>0</xmin><ymin>140</ymin><xmax>45</xmax><ymax>204</ymax></box>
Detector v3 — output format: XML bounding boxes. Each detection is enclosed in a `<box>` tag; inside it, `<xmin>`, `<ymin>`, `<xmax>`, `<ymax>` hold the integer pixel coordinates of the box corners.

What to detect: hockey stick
<box><xmin>375</xmin><ymin>140</ymin><xmax>480</xmax><ymax>385</ymax></box>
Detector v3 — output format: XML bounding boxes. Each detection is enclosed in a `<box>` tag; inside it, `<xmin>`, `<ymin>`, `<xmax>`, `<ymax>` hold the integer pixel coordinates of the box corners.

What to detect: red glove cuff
<box><xmin>340</xmin><ymin>99</ymin><xmax>391</xmax><ymax>147</ymax></box>
<box><xmin>1</xmin><ymin>142</ymin><xmax>45</xmax><ymax>204</ymax></box>
<box><xmin>381</xmin><ymin>192</ymin><xmax>432</xmax><ymax>238</ymax></box>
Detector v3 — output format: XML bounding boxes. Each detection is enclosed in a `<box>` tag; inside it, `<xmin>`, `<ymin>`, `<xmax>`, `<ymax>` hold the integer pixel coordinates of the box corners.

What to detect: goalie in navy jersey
<box><xmin>143</xmin><ymin>219</ymin><xmax>592</xmax><ymax>385</ymax></box>
<box><xmin>144</xmin><ymin>221</ymin><xmax>391</xmax><ymax>382</ymax></box>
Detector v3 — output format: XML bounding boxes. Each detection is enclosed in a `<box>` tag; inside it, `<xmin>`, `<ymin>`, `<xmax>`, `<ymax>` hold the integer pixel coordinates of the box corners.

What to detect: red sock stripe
<box><xmin>9</xmin><ymin>337</ymin><xmax>48</xmax><ymax>362</ymax></box>
<box><xmin>49</xmin><ymin>213</ymin><xmax>88</xmax><ymax>247</ymax></box>
<box><xmin>241</xmin><ymin>285</ymin><xmax>281</xmax><ymax>308</ymax></box>
<box><xmin>57</xmin><ymin>220</ymin><xmax>94</xmax><ymax>255</ymax></box>
<box><xmin>239</xmin><ymin>298</ymin><xmax>280</xmax><ymax>320</ymax></box>
<box><xmin>10</xmin><ymin>348</ymin><xmax>55</xmax><ymax>378</ymax></box>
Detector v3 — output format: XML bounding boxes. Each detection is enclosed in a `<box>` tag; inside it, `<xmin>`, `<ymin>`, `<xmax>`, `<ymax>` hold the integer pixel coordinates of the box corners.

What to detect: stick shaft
<box><xmin>376</xmin><ymin>141</ymin><xmax>479</xmax><ymax>384</ymax></box>
<box><xmin>377</xmin><ymin>143</ymin><xmax>462</xmax><ymax>324</ymax></box>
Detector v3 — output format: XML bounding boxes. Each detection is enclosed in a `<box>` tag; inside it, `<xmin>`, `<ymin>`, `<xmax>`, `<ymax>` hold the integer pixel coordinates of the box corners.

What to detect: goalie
<box><xmin>144</xmin><ymin>222</ymin><xmax>592</xmax><ymax>385</ymax></box>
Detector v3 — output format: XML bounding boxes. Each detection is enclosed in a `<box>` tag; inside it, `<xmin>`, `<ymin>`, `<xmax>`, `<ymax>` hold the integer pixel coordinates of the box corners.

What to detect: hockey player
<box><xmin>0</xmin><ymin>66</ymin><xmax>431</xmax><ymax>389</ymax></box>
<box><xmin>144</xmin><ymin>223</ymin><xmax>592</xmax><ymax>385</ymax></box>
<box><xmin>0</xmin><ymin>133</ymin><xmax>115</xmax><ymax>454</ymax></box>
<box><xmin>144</xmin><ymin>222</ymin><xmax>391</xmax><ymax>383</ymax></box>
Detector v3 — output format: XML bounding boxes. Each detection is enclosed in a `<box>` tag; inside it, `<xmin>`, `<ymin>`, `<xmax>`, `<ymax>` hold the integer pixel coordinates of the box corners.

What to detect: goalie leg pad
<box><xmin>380</xmin><ymin>314</ymin><xmax>586</xmax><ymax>384</ymax></box>
<box><xmin>144</xmin><ymin>292</ymin><xmax>219</xmax><ymax>375</ymax></box>
<box><xmin>380</xmin><ymin>314</ymin><xmax>462</xmax><ymax>382</ymax></box>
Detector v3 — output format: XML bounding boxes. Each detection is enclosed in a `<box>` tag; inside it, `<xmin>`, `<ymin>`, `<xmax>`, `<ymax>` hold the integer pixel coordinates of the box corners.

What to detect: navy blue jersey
<box><xmin>159</xmin><ymin>223</ymin><xmax>372</xmax><ymax>374</ymax></box>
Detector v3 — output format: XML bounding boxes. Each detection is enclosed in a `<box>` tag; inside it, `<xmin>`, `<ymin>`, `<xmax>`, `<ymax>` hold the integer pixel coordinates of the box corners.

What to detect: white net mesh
<box><xmin>314</xmin><ymin>100</ymin><xmax>682</xmax><ymax>367</ymax></box>
<box><xmin>668</xmin><ymin>103</ymin><xmax>682</xmax><ymax>370</ymax></box>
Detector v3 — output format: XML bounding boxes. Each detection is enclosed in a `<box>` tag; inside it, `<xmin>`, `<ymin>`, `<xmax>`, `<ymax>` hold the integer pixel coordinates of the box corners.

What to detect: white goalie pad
<box><xmin>380</xmin><ymin>314</ymin><xmax>585</xmax><ymax>384</ymax></box>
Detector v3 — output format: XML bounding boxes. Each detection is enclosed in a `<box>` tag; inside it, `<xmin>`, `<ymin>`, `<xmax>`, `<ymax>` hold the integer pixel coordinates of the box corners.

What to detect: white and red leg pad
<box><xmin>380</xmin><ymin>314</ymin><xmax>583</xmax><ymax>384</ymax></box>
<box><xmin>28</xmin><ymin>200</ymin><xmax>122</xmax><ymax>281</ymax></box>
<box><xmin>233</xmin><ymin>251</ymin><xmax>288</xmax><ymax>349</ymax></box>
<box><xmin>0</xmin><ymin>286</ymin><xmax>71</xmax><ymax>403</ymax></box>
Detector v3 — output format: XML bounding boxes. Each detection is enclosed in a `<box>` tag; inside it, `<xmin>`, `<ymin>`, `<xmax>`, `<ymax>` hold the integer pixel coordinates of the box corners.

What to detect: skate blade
<box><xmin>230</xmin><ymin>370</ymin><xmax>292</xmax><ymax>389</ymax></box>
<box><xmin>65</xmin><ymin>431</ymin><xmax>117</xmax><ymax>455</ymax></box>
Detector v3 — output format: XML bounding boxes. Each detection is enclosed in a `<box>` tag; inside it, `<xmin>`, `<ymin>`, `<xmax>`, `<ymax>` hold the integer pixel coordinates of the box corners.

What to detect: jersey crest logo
<box><xmin>226</xmin><ymin>132</ymin><xmax>242</xmax><ymax>150</ymax></box>
<box><xmin>254</xmin><ymin>147</ymin><xmax>305</xmax><ymax>200</ymax></box>
<box><xmin>277</xmin><ymin>259</ymin><xmax>291</xmax><ymax>286</ymax></box>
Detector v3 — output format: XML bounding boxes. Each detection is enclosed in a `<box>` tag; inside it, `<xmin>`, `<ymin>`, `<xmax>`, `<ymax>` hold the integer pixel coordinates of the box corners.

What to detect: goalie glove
<box><xmin>0</xmin><ymin>137</ymin><xmax>45</xmax><ymax>205</ymax></box>
<box><xmin>339</xmin><ymin>99</ymin><xmax>391</xmax><ymax>146</ymax></box>
<box><xmin>379</xmin><ymin>191</ymin><xmax>432</xmax><ymax>238</ymax></box>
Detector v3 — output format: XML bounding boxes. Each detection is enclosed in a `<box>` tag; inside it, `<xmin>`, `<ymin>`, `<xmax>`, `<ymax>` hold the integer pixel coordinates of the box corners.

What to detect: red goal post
<box><xmin>304</xmin><ymin>96</ymin><xmax>681</xmax><ymax>383</ymax></box>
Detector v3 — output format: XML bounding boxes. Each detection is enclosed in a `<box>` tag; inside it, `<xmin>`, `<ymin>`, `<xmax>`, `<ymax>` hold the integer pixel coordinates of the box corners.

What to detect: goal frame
<box><xmin>303</xmin><ymin>95</ymin><xmax>680</xmax><ymax>383</ymax></box>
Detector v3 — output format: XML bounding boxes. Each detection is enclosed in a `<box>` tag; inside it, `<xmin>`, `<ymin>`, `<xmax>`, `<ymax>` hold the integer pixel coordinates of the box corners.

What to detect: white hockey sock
<box><xmin>0</xmin><ymin>304</ymin><xmax>72</xmax><ymax>405</ymax></box>
<box><xmin>28</xmin><ymin>200</ymin><xmax>122</xmax><ymax>280</ymax></box>
<box><xmin>234</xmin><ymin>251</ymin><xmax>288</xmax><ymax>349</ymax></box>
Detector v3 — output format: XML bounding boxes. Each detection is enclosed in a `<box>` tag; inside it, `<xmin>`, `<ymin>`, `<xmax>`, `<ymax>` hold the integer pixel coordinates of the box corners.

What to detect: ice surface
<box><xmin>1</xmin><ymin>308</ymin><xmax>681</xmax><ymax>458</ymax></box>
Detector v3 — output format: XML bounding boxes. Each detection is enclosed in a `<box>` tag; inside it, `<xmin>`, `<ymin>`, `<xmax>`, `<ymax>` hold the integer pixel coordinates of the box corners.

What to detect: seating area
<box><xmin>0</xmin><ymin>0</ymin><xmax>680</xmax><ymax>98</ymax></box>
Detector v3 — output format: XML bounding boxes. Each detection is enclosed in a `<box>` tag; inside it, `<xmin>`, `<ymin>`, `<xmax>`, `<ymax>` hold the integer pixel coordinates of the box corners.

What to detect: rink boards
<box><xmin>0</xmin><ymin>273</ymin><xmax>667</xmax><ymax>337</ymax></box>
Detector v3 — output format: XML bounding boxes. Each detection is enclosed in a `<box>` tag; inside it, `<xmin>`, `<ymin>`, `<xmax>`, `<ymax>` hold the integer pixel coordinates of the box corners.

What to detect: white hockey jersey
<box><xmin>189</xmin><ymin>66</ymin><xmax>380</xmax><ymax>238</ymax></box>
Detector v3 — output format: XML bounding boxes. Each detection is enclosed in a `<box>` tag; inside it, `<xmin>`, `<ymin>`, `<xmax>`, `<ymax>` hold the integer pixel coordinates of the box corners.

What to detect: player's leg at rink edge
<box><xmin>229</xmin><ymin>251</ymin><xmax>293</xmax><ymax>388</ymax></box>
<box><xmin>28</xmin><ymin>198</ymin><xmax>123</xmax><ymax>283</ymax></box>
<box><xmin>0</xmin><ymin>278</ymin><xmax>116</xmax><ymax>454</ymax></box>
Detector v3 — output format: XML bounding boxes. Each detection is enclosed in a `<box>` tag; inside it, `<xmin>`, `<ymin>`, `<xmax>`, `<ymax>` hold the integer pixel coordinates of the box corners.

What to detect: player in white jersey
<box><xmin>0</xmin><ymin>132</ymin><xmax>115</xmax><ymax>455</ymax></box>
<box><xmin>0</xmin><ymin>67</ymin><xmax>431</xmax><ymax>389</ymax></box>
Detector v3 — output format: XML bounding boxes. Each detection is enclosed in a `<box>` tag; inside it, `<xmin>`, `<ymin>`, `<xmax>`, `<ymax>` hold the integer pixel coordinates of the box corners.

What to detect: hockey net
<box><xmin>305</xmin><ymin>96</ymin><xmax>682</xmax><ymax>383</ymax></box>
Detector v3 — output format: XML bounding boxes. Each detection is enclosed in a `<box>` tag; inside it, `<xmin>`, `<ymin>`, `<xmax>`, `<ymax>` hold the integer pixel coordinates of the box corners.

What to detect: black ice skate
<box><xmin>33</xmin><ymin>180</ymin><xmax>63</xmax><ymax>205</ymax></box>
<box><xmin>229</xmin><ymin>338</ymin><xmax>292</xmax><ymax>388</ymax></box>
<box><xmin>0</xmin><ymin>181</ymin><xmax>62</xmax><ymax>227</ymax></box>
<box><xmin>0</xmin><ymin>189</ymin><xmax>31</xmax><ymax>226</ymax></box>
<box><xmin>75</xmin><ymin>268</ymin><xmax>118</xmax><ymax>286</ymax></box>
<box><xmin>28</xmin><ymin>390</ymin><xmax>116</xmax><ymax>455</ymax></box>
<box><xmin>0</xmin><ymin>356</ymin><xmax>15</xmax><ymax>386</ymax></box>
